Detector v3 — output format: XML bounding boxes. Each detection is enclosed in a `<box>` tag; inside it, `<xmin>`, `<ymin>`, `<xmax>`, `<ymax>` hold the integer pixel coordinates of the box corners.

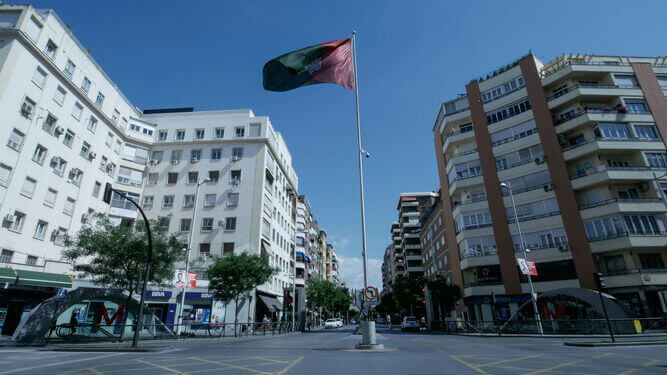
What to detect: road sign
<box><xmin>517</xmin><ymin>258</ymin><xmax>538</xmax><ymax>276</ymax></box>
<box><xmin>56</xmin><ymin>289</ymin><xmax>67</xmax><ymax>300</ymax></box>
<box><xmin>364</xmin><ymin>286</ymin><xmax>378</xmax><ymax>302</ymax></box>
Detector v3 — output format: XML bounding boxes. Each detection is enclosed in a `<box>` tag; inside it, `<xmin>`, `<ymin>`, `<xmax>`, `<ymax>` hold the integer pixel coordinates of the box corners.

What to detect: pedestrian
<box><xmin>247</xmin><ymin>317</ymin><xmax>253</xmax><ymax>334</ymax></box>
<box><xmin>306</xmin><ymin>316</ymin><xmax>311</xmax><ymax>331</ymax></box>
<box><xmin>420</xmin><ymin>316</ymin><xmax>426</xmax><ymax>331</ymax></box>
<box><xmin>262</xmin><ymin>314</ymin><xmax>270</xmax><ymax>333</ymax></box>
<box><xmin>387</xmin><ymin>314</ymin><xmax>391</xmax><ymax>329</ymax></box>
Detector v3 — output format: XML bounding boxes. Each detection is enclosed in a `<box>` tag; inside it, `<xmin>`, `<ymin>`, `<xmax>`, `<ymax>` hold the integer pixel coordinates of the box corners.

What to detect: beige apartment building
<box><xmin>433</xmin><ymin>54</ymin><xmax>667</xmax><ymax>321</ymax></box>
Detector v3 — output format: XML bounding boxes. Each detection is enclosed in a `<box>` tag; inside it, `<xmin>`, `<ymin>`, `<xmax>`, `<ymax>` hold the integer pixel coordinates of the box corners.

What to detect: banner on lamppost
<box><xmin>517</xmin><ymin>258</ymin><xmax>538</xmax><ymax>276</ymax></box>
<box><xmin>173</xmin><ymin>269</ymin><xmax>196</xmax><ymax>288</ymax></box>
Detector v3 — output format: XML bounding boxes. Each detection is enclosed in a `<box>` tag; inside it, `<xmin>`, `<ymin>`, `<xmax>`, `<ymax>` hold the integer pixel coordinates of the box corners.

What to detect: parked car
<box><xmin>350</xmin><ymin>319</ymin><xmax>360</xmax><ymax>325</ymax></box>
<box><xmin>401</xmin><ymin>316</ymin><xmax>420</xmax><ymax>332</ymax></box>
<box><xmin>325</xmin><ymin>319</ymin><xmax>339</xmax><ymax>329</ymax></box>
<box><xmin>335</xmin><ymin>318</ymin><xmax>344</xmax><ymax>327</ymax></box>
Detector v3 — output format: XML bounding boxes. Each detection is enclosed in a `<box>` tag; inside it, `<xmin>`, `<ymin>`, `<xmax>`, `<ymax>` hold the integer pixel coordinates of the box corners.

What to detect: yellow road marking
<box><xmin>86</xmin><ymin>368</ymin><xmax>105</xmax><ymax>375</ymax></box>
<box><xmin>189</xmin><ymin>356</ymin><xmax>272</xmax><ymax>375</ymax></box>
<box><xmin>618</xmin><ymin>359</ymin><xmax>659</xmax><ymax>375</ymax></box>
<box><xmin>522</xmin><ymin>353</ymin><xmax>611</xmax><ymax>375</ymax></box>
<box><xmin>135</xmin><ymin>358</ymin><xmax>188</xmax><ymax>374</ymax></box>
<box><xmin>477</xmin><ymin>354</ymin><xmax>543</xmax><ymax>368</ymax></box>
<box><xmin>449</xmin><ymin>355</ymin><xmax>492</xmax><ymax>375</ymax></box>
<box><xmin>276</xmin><ymin>356</ymin><xmax>304</xmax><ymax>375</ymax></box>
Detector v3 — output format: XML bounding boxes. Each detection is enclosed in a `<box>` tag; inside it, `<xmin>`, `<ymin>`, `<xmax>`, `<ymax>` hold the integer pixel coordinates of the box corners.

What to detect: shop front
<box><xmin>144</xmin><ymin>290</ymin><xmax>176</xmax><ymax>330</ymax></box>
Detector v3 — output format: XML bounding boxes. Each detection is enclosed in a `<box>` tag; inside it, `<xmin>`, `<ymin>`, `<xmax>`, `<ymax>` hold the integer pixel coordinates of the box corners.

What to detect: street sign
<box><xmin>56</xmin><ymin>288</ymin><xmax>67</xmax><ymax>300</ymax></box>
<box><xmin>517</xmin><ymin>258</ymin><xmax>538</xmax><ymax>276</ymax></box>
<box><xmin>364</xmin><ymin>286</ymin><xmax>378</xmax><ymax>302</ymax></box>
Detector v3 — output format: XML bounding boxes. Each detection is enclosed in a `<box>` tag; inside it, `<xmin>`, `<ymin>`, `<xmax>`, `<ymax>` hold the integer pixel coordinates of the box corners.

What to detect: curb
<box><xmin>52</xmin><ymin>344</ymin><xmax>171</xmax><ymax>352</ymax></box>
<box><xmin>564</xmin><ymin>341</ymin><xmax>667</xmax><ymax>347</ymax></box>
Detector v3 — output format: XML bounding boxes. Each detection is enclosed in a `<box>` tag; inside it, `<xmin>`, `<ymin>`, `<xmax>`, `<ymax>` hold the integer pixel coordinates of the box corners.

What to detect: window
<box><xmin>593</xmin><ymin>123</ymin><xmax>631</xmax><ymax>139</ymax></box>
<box><xmin>21</xmin><ymin>177</ymin><xmax>36</xmax><ymax>198</ymax></box>
<box><xmin>26</xmin><ymin>255</ymin><xmax>38</xmax><ymax>265</ymax></box>
<box><xmin>208</xmin><ymin>170</ymin><xmax>219</xmax><ymax>182</ymax></box>
<box><xmin>7</xmin><ymin>211</ymin><xmax>25</xmax><ymax>232</ymax></box>
<box><xmin>232</xmin><ymin>147</ymin><xmax>244</xmax><ymax>159</ymax></box>
<box><xmin>81</xmin><ymin>77</ymin><xmax>91</xmax><ymax>93</ymax></box>
<box><xmin>188</xmin><ymin>171</ymin><xmax>199</xmax><ymax>184</ymax></box>
<box><xmin>223</xmin><ymin>242</ymin><xmax>234</xmax><ymax>256</ymax></box>
<box><xmin>95</xmin><ymin>92</ymin><xmax>105</xmax><ymax>107</ymax></box>
<box><xmin>235</xmin><ymin>127</ymin><xmax>245</xmax><ymax>138</ymax></box>
<box><xmin>112</xmin><ymin>109</ymin><xmax>119</xmax><ymax>123</ymax></box>
<box><xmin>121</xmin><ymin>144</ymin><xmax>149</xmax><ymax>164</ymax></box>
<box><xmin>183</xmin><ymin>194</ymin><xmax>195</xmax><ymax>207</ymax></box>
<box><xmin>7</xmin><ymin>128</ymin><xmax>24</xmax><ymax>150</ymax></box>
<box><xmin>604</xmin><ymin>255</ymin><xmax>627</xmax><ymax>274</ymax></box>
<box><xmin>32</xmin><ymin>67</ymin><xmax>47</xmax><ymax>88</ymax></box>
<box><xmin>635</xmin><ymin>125</ymin><xmax>659</xmax><ymax>139</ymax></box>
<box><xmin>225</xmin><ymin>217</ymin><xmax>237</xmax><ymax>231</ymax></box>
<box><xmin>150</xmin><ymin>151</ymin><xmax>163</xmax><ymax>164</ymax></box>
<box><xmin>180</xmin><ymin>218</ymin><xmax>192</xmax><ymax>232</ymax></box>
<box><xmin>167</xmin><ymin>172</ymin><xmax>178</xmax><ymax>184</ymax></box>
<box><xmin>614</xmin><ymin>74</ymin><xmax>638</xmax><ymax>88</ymax></box>
<box><xmin>80</xmin><ymin>142</ymin><xmax>91</xmax><ymax>158</ymax></box>
<box><xmin>449</xmin><ymin>160</ymin><xmax>482</xmax><ymax>182</ymax></box>
<box><xmin>87</xmin><ymin>117</ymin><xmax>98</xmax><ymax>133</ymax></box>
<box><xmin>53</xmin><ymin>227</ymin><xmax>67</xmax><ymax>246</ymax></box>
<box><xmin>646</xmin><ymin>153</ymin><xmax>667</xmax><ymax>168</ymax></box>
<box><xmin>211</xmin><ymin>148</ymin><xmax>222</xmax><ymax>160</ymax></box>
<box><xmin>204</xmin><ymin>194</ymin><xmax>216</xmax><ymax>207</ymax></box>
<box><xmin>194</xmin><ymin>129</ymin><xmax>205</xmax><ymax>139</ymax></box>
<box><xmin>199</xmin><ymin>243</ymin><xmax>211</xmax><ymax>256</ymax></box>
<box><xmin>201</xmin><ymin>218</ymin><xmax>213</xmax><ymax>231</ymax></box>
<box><xmin>227</xmin><ymin>192</ymin><xmax>239</xmax><ymax>206</ymax></box>
<box><xmin>64</xmin><ymin>60</ymin><xmax>75</xmax><ymax>78</ymax></box>
<box><xmin>16</xmin><ymin>97</ymin><xmax>32</xmax><ymax>120</ymax></box>
<box><xmin>0</xmin><ymin>249</ymin><xmax>13</xmax><ymax>263</ymax></box>
<box><xmin>63</xmin><ymin>198</ymin><xmax>76</xmax><ymax>215</ymax></box>
<box><xmin>54</xmin><ymin>86</ymin><xmax>66</xmax><ymax>105</ymax></box>
<box><xmin>162</xmin><ymin>195</ymin><xmax>175</xmax><ymax>208</ymax></box>
<box><xmin>68</xmin><ymin>168</ymin><xmax>83</xmax><ymax>186</ymax></box>
<box><xmin>99</xmin><ymin>156</ymin><xmax>108</xmax><ymax>171</ymax></box>
<box><xmin>51</xmin><ymin>157</ymin><xmax>67</xmax><ymax>176</ymax></box>
<box><xmin>146</xmin><ymin>173</ymin><xmax>158</xmax><ymax>186</ymax></box>
<box><xmin>63</xmin><ymin>129</ymin><xmax>75</xmax><ymax>147</ymax></box>
<box><xmin>130</xmin><ymin>124</ymin><xmax>141</xmax><ymax>132</ymax></box>
<box><xmin>231</xmin><ymin>169</ymin><xmax>241</xmax><ymax>182</ymax></box>
<box><xmin>72</xmin><ymin>102</ymin><xmax>83</xmax><ymax>120</ymax></box>
<box><xmin>93</xmin><ymin>181</ymin><xmax>101</xmax><ymax>197</ymax></box>
<box><xmin>639</xmin><ymin>253</ymin><xmax>665</xmax><ymax>270</ymax></box>
<box><xmin>108</xmin><ymin>162</ymin><xmax>116</xmax><ymax>176</ymax></box>
<box><xmin>105</xmin><ymin>132</ymin><xmax>113</xmax><ymax>147</ymax></box>
<box><xmin>142</xmin><ymin>128</ymin><xmax>153</xmax><ymax>136</ymax></box>
<box><xmin>190</xmin><ymin>149</ymin><xmax>202</xmax><ymax>162</ymax></box>
<box><xmin>625</xmin><ymin>99</ymin><xmax>649</xmax><ymax>114</ymax></box>
<box><xmin>34</xmin><ymin>221</ymin><xmax>48</xmax><ymax>240</ymax></box>
<box><xmin>114</xmin><ymin>140</ymin><xmax>121</xmax><ymax>154</ymax></box>
<box><xmin>142</xmin><ymin>196</ymin><xmax>154</xmax><ymax>209</ymax></box>
<box><xmin>32</xmin><ymin>144</ymin><xmax>47</xmax><ymax>164</ymax></box>
<box><xmin>170</xmin><ymin>150</ymin><xmax>183</xmax><ymax>163</ymax></box>
<box><xmin>0</xmin><ymin>164</ymin><xmax>12</xmax><ymax>186</ymax></box>
<box><xmin>486</xmin><ymin>98</ymin><xmax>531</xmax><ymax>125</ymax></box>
<box><xmin>175</xmin><ymin>130</ymin><xmax>185</xmax><ymax>140</ymax></box>
<box><xmin>44</xmin><ymin>188</ymin><xmax>57</xmax><ymax>207</ymax></box>
<box><xmin>158</xmin><ymin>130</ymin><xmax>168</xmax><ymax>141</ymax></box>
<box><xmin>45</xmin><ymin>40</ymin><xmax>57</xmax><ymax>58</ymax></box>
<box><xmin>215</xmin><ymin>128</ymin><xmax>224</xmax><ymax>138</ymax></box>
<box><xmin>116</xmin><ymin>166</ymin><xmax>143</xmax><ymax>187</ymax></box>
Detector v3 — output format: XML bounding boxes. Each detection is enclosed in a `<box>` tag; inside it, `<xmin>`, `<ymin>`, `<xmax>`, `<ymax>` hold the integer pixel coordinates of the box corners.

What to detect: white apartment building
<box><xmin>0</xmin><ymin>4</ymin><xmax>299</xmax><ymax>335</ymax></box>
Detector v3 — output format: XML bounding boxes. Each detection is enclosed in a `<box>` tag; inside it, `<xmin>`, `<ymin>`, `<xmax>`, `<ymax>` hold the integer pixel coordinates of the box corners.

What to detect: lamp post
<box><xmin>501</xmin><ymin>182</ymin><xmax>544</xmax><ymax>336</ymax></box>
<box><xmin>176</xmin><ymin>178</ymin><xmax>211</xmax><ymax>336</ymax></box>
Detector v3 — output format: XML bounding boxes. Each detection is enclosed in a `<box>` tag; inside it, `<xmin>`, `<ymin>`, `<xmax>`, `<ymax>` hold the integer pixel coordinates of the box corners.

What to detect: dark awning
<box><xmin>259</xmin><ymin>295</ymin><xmax>282</xmax><ymax>312</ymax></box>
<box><xmin>0</xmin><ymin>268</ymin><xmax>72</xmax><ymax>288</ymax></box>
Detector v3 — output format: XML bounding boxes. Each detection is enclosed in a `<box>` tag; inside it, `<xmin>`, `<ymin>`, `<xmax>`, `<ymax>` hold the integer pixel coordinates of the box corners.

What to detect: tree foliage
<box><xmin>306</xmin><ymin>279</ymin><xmax>351</xmax><ymax>316</ymax></box>
<box><xmin>426</xmin><ymin>276</ymin><xmax>462</xmax><ymax>319</ymax></box>
<box><xmin>206</xmin><ymin>253</ymin><xmax>277</xmax><ymax>334</ymax></box>
<box><xmin>392</xmin><ymin>276</ymin><xmax>426</xmax><ymax>316</ymax></box>
<box><xmin>64</xmin><ymin>215</ymin><xmax>185</xmax><ymax>297</ymax></box>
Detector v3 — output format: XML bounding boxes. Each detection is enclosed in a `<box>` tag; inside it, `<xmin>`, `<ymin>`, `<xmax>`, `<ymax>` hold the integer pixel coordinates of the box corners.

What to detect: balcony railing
<box><xmin>545</xmin><ymin>84</ymin><xmax>640</xmax><ymax>102</ymax></box>
<box><xmin>442</xmin><ymin>127</ymin><xmax>474</xmax><ymax>147</ymax></box>
<box><xmin>513</xmin><ymin>241</ymin><xmax>569</xmax><ymax>253</ymax></box>
<box><xmin>460</xmin><ymin>247</ymin><xmax>497</xmax><ymax>260</ymax></box>
<box><xmin>578</xmin><ymin>197</ymin><xmax>664</xmax><ymax>211</ymax></box>
<box><xmin>570</xmin><ymin>165</ymin><xmax>667</xmax><ymax>180</ymax></box>
<box><xmin>602</xmin><ymin>268</ymin><xmax>667</xmax><ymax>276</ymax></box>
<box><xmin>588</xmin><ymin>230</ymin><xmax>667</xmax><ymax>243</ymax></box>
<box><xmin>562</xmin><ymin>136</ymin><xmax>663</xmax><ymax>152</ymax></box>
<box><xmin>452</xmin><ymin>195</ymin><xmax>488</xmax><ymax>211</ymax></box>
<box><xmin>446</xmin><ymin>148</ymin><xmax>478</xmax><ymax>167</ymax></box>
<box><xmin>506</xmin><ymin>210</ymin><xmax>560</xmax><ymax>224</ymax></box>
<box><xmin>455</xmin><ymin>222</ymin><xmax>492</xmax><ymax>234</ymax></box>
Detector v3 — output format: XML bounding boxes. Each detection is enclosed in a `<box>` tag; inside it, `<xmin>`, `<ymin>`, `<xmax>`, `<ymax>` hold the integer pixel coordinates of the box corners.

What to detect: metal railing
<box><xmin>587</xmin><ymin>230</ymin><xmax>667</xmax><ymax>243</ymax></box>
<box><xmin>562</xmin><ymin>136</ymin><xmax>663</xmax><ymax>152</ymax></box>
<box><xmin>578</xmin><ymin>197</ymin><xmax>664</xmax><ymax>210</ymax></box>
<box><xmin>46</xmin><ymin>321</ymin><xmax>298</xmax><ymax>344</ymax></box>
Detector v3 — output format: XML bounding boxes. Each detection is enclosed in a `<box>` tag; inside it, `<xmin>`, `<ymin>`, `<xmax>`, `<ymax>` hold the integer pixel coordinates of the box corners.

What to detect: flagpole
<box><xmin>351</xmin><ymin>31</ymin><xmax>369</xmax><ymax>318</ymax></box>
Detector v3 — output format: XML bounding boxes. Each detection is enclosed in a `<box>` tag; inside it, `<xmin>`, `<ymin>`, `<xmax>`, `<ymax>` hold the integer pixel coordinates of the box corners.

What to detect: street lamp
<box><xmin>501</xmin><ymin>182</ymin><xmax>544</xmax><ymax>335</ymax></box>
<box><xmin>176</xmin><ymin>178</ymin><xmax>211</xmax><ymax>336</ymax></box>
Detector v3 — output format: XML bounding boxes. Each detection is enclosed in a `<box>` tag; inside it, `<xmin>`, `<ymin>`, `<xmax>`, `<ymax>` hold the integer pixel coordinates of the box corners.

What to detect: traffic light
<box><xmin>593</xmin><ymin>272</ymin><xmax>605</xmax><ymax>290</ymax></box>
<box><xmin>102</xmin><ymin>182</ymin><xmax>113</xmax><ymax>204</ymax></box>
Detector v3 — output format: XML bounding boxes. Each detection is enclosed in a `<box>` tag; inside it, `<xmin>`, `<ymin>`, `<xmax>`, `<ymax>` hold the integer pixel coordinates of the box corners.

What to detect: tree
<box><xmin>305</xmin><ymin>279</ymin><xmax>351</xmax><ymax>318</ymax></box>
<box><xmin>392</xmin><ymin>276</ymin><xmax>426</xmax><ymax>316</ymax></box>
<box><xmin>64</xmin><ymin>215</ymin><xmax>184</xmax><ymax>337</ymax></box>
<box><xmin>331</xmin><ymin>287</ymin><xmax>353</xmax><ymax>316</ymax></box>
<box><xmin>375</xmin><ymin>291</ymin><xmax>398</xmax><ymax>317</ymax></box>
<box><xmin>426</xmin><ymin>276</ymin><xmax>461</xmax><ymax>320</ymax></box>
<box><xmin>206</xmin><ymin>253</ymin><xmax>276</xmax><ymax>336</ymax></box>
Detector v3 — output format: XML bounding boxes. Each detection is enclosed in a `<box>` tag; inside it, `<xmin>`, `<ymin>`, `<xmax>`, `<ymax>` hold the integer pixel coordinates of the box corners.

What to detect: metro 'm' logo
<box><xmin>95</xmin><ymin>304</ymin><xmax>126</xmax><ymax>325</ymax></box>
<box><xmin>541</xmin><ymin>301</ymin><xmax>567</xmax><ymax>320</ymax></box>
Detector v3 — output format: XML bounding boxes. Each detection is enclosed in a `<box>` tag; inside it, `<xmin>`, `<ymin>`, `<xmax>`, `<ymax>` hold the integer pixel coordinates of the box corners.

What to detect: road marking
<box><xmin>522</xmin><ymin>353</ymin><xmax>612</xmax><ymax>375</ymax></box>
<box><xmin>135</xmin><ymin>358</ymin><xmax>187</xmax><ymax>374</ymax></box>
<box><xmin>86</xmin><ymin>367</ymin><xmax>105</xmax><ymax>375</ymax></box>
<box><xmin>477</xmin><ymin>354</ymin><xmax>543</xmax><ymax>368</ymax></box>
<box><xmin>618</xmin><ymin>359</ymin><xmax>659</xmax><ymax>375</ymax></box>
<box><xmin>449</xmin><ymin>355</ymin><xmax>492</xmax><ymax>375</ymax></box>
<box><xmin>189</xmin><ymin>356</ymin><xmax>272</xmax><ymax>375</ymax></box>
<box><xmin>0</xmin><ymin>352</ymin><xmax>125</xmax><ymax>375</ymax></box>
<box><xmin>276</xmin><ymin>356</ymin><xmax>304</xmax><ymax>375</ymax></box>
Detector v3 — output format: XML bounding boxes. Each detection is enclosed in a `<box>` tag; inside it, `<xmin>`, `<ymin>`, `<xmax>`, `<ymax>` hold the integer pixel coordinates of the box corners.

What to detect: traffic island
<box><xmin>564</xmin><ymin>340</ymin><xmax>667</xmax><ymax>347</ymax></box>
<box><xmin>355</xmin><ymin>321</ymin><xmax>385</xmax><ymax>351</ymax></box>
<box><xmin>52</xmin><ymin>344</ymin><xmax>171</xmax><ymax>352</ymax></box>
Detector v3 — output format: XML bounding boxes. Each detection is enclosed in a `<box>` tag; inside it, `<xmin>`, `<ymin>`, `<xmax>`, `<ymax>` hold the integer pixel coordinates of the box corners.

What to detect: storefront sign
<box><xmin>145</xmin><ymin>290</ymin><xmax>172</xmax><ymax>298</ymax></box>
<box><xmin>178</xmin><ymin>292</ymin><xmax>214</xmax><ymax>299</ymax></box>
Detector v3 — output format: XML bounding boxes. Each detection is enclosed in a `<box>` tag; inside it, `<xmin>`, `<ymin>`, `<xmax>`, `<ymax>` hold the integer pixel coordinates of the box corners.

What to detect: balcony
<box><xmin>459</xmin><ymin>248</ymin><xmax>499</xmax><ymax>270</ymax></box>
<box><xmin>546</xmin><ymin>84</ymin><xmax>643</xmax><ymax>110</ymax></box>
<box><xmin>464</xmin><ymin>282</ymin><xmax>504</xmax><ymax>297</ymax></box>
<box><xmin>602</xmin><ymin>268</ymin><xmax>667</xmax><ymax>288</ymax></box>
<box><xmin>449</xmin><ymin>174</ymin><xmax>484</xmax><ymax>196</ymax></box>
<box><xmin>563</xmin><ymin>137</ymin><xmax>665</xmax><ymax>161</ymax></box>
<box><xmin>403</xmin><ymin>233</ymin><xmax>420</xmax><ymax>239</ymax></box>
<box><xmin>570</xmin><ymin>166</ymin><xmax>667</xmax><ymax>190</ymax></box>
<box><xmin>442</xmin><ymin>127</ymin><xmax>475</xmax><ymax>153</ymax></box>
<box><xmin>553</xmin><ymin>109</ymin><xmax>653</xmax><ymax>134</ymax></box>
<box><xmin>455</xmin><ymin>223</ymin><xmax>492</xmax><ymax>235</ymax></box>
<box><xmin>579</xmin><ymin>198</ymin><xmax>665</xmax><ymax>219</ymax></box>
<box><xmin>446</xmin><ymin>148</ymin><xmax>478</xmax><ymax>168</ymax></box>
<box><xmin>589</xmin><ymin>231</ymin><xmax>667</xmax><ymax>253</ymax></box>
<box><xmin>402</xmin><ymin>221</ymin><xmax>420</xmax><ymax>228</ymax></box>
<box><xmin>403</xmin><ymin>244</ymin><xmax>421</xmax><ymax>250</ymax></box>
<box><xmin>406</xmin><ymin>253</ymin><xmax>422</xmax><ymax>261</ymax></box>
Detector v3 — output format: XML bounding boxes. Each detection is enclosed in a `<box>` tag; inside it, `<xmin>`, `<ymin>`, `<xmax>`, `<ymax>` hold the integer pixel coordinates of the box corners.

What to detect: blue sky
<box><xmin>28</xmin><ymin>0</ymin><xmax>664</xmax><ymax>289</ymax></box>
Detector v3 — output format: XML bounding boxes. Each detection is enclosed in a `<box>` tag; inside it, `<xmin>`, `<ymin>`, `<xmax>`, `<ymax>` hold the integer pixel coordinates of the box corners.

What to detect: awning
<box><xmin>0</xmin><ymin>268</ymin><xmax>72</xmax><ymax>288</ymax></box>
<box><xmin>259</xmin><ymin>295</ymin><xmax>282</xmax><ymax>312</ymax></box>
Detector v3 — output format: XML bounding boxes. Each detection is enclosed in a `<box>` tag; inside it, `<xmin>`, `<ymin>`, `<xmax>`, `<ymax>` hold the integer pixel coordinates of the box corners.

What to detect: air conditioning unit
<box><xmin>88</xmin><ymin>152</ymin><xmax>97</xmax><ymax>160</ymax></box>
<box><xmin>106</xmin><ymin>164</ymin><xmax>113</xmax><ymax>171</ymax></box>
<box><xmin>4</xmin><ymin>214</ymin><xmax>15</xmax><ymax>223</ymax></box>
<box><xmin>217</xmin><ymin>220</ymin><xmax>224</xmax><ymax>227</ymax></box>
<box><xmin>639</xmin><ymin>182</ymin><xmax>649</xmax><ymax>191</ymax></box>
<box><xmin>81</xmin><ymin>213</ymin><xmax>90</xmax><ymax>222</ymax></box>
<box><xmin>543</xmin><ymin>184</ymin><xmax>553</xmax><ymax>192</ymax></box>
<box><xmin>190</xmin><ymin>158</ymin><xmax>199</xmax><ymax>163</ymax></box>
<box><xmin>150</xmin><ymin>159</ymin><xmax>159</xmax><ymax>165</ymax></box>
<box><xmin>55</xmin><ymin>126</ymin><xmax>65</xmax><ymax>134</ymax></box>
<box><xmin>20</xmin><ymin>103</ymin><xmax>34</xmax><ymax>118</ymax></box>
<box><xmin>232</xmin><ymin>156</ymin><xmax>240</xmax><ymax>161</ymax></box>
<box><xmin>534</xmin><ymin>157</ymin><xmax>544</xmax><ymax>164</ymax></box>
<box><xmin>558</xmin><ymin>134</ymin><xmax>568</xmax><ymax>146</ymax></box>
<box><xmin>557</xmin><ymin>245</ymin><xmax>568</xmax><ymax>252</ymax></box>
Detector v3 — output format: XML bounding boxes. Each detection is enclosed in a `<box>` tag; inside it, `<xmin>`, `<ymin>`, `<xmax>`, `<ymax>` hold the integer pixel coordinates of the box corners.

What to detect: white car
<box><xmin>325</xmin><ymin>319</ymin><xmax>339</xmax><ymax>329</ymax></box>
<box><xmin>335</xmin><ymin>318</ymin><xmax>343</xmax><ymax>327</ymax></box>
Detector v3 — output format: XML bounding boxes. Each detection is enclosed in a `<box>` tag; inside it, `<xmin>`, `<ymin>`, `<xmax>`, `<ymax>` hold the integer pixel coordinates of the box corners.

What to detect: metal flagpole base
<box><xmin>356</xmin><ymin>321</ymin><xmax>384</xmax><ymax>350</ymax></box>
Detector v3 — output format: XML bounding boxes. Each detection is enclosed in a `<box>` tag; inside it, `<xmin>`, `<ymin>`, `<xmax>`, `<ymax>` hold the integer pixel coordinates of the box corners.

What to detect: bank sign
<box><xmin>145</xmin><ymin>290</ymin><xmax>172</xmax><ymax>298</ymax></box>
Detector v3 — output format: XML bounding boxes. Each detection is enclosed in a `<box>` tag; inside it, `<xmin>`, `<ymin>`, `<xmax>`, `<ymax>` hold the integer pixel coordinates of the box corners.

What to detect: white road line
<box><xmin>0</xmin><ymin>352</ymin><xmax>127</xmax><ymax>374</ymax></box>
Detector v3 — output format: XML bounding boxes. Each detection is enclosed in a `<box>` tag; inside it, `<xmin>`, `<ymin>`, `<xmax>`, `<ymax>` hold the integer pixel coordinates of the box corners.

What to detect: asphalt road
<box><xmin>0</xmin><ymin>326</ymin><xmax>665</xmax><ymax>374</ymax></box>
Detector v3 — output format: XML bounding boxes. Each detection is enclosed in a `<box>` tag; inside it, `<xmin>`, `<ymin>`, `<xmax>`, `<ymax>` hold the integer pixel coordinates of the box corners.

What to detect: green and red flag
<box><xmin>263</xmin><ymin>38</ymin><xmax>355</xmax><ymax>92</ymax></box>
